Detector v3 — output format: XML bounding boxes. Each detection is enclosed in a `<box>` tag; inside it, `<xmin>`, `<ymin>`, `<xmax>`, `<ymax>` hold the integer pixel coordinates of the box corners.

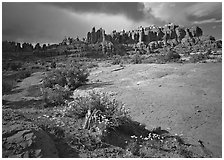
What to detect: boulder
<box><xmin>2</xmin><ymin>109</ymin><xmax>59</xmax><ymax>158</ymax></box>
<box><xmin>190</xmin><ymin>26</ymin><xmax>203</xmax><ymax>37</ymax></box>
<box><xmin>148</xmin><ymin>41</ymin><xmax>156</xmax><ymax>50</ymax></box>
<box><xmin>175</xmin><ymin>27</ymin><xmax>186</xmax><ymax>43</ymax></box>
<box><xmin>216</xmin><ymin>40</ymin><xmax>222</xmax><ymax>48</ymax></box>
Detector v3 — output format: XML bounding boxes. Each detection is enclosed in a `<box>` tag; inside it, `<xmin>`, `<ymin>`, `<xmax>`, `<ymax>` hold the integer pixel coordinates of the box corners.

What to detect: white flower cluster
<box><xmin>130</xmin><ymin>132</ymin><xmax>165</xmax><ymax>142</ymax></box>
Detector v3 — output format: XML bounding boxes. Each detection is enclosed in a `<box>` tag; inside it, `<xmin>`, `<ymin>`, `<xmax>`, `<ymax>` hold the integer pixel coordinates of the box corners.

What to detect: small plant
<box><xmin>41</xmin><ymin>63</ymin><xmax>89</xmax><ymax>106</ymax></box>
<box><xmin>9</xmin><ymin>62</ymin><xmax>22</xmax><ymax>71</ymax></box>
<box><xmin>164</xmin><ymin>50</ymin><xmax>181</xmax><ymax>61</ymax></box>
<box><xmin>189</xmin><ymin>53</ymin><xmax>208</xmax><ymax>63</ymax></box>
<box><xmin>111</xmin><ymin>55</ymin><xmax>122</xmax><ymax>65</ymax></box>
<box><xmin>42</xmin><ymin>84</ymin><xmax>71</xmax><ymax>106</ymax></box>
<box><xmin>16</xmin><ymin>70</ymin><xmax>32</xmax><ymax>80</ymax></box>
<box><xmin>2</xmin><ymin>79</ymin><xmax>16</xmax><ymax>94</ymax></box>
<box><xmin>156</xmin><ymin>50</ymin><xmax>181</xmax><ymax>63</ymax></box>
<box><xmin>87</xmin><ymin>62</ymin><xmax>99</xmax><ymax>68</ymax></box>
<box><xmin>43</xmin><ymin>63</ymin><xmax>89</xmax><ymax>90</ymax></box>
<box><xmin>131</xmin><ymin>53</ymin><xmax>142</xmax><ymax>64</ymax></box>
<box><xmin>51</xmin><ymin>61</ymin><xmax>56</xmax><ymax>68</ymax></box>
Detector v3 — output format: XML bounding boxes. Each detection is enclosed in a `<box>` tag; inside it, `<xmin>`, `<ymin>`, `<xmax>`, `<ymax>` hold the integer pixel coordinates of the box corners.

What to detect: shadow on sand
<box><xmin>78</xmin><ymin>81</ymin><xmax>114</xmax><ymax>90</ymax></box>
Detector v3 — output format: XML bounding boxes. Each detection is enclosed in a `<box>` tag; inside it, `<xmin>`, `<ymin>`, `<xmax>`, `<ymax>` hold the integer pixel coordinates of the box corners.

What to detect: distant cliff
<box><xmin>86</xmin><ymin>23</ymin><xmax>203</xmax><ymax>47</ymax></box>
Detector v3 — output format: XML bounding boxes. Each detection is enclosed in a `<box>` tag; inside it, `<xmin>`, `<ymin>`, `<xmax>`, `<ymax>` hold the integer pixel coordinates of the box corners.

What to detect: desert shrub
<box><xmin>9</xmin><ymin>62</ymin><xmax>22</xmax><ymax>71</ymax></box>
<box><xmin>41</xmin><ymin>63</ymin><xmax>89</xmax><ymax>106</ymax></box>
<box><xmin>16</xmin><ymin>70</ymin><xmax>32</xmax><ymax>80</ymax></box>
<box><xmin>43</xmin><ymin>69</ymin><xmax>67</xmax><ymax>88</ymax></box>
<box><xmin>205</xmin><ymin>49</ymin><xmax>212</xmax><ymax>55</ymax></box>
<box><xmin>51</xmin><ymin>61</ymin><xmax>56</xmax><ymax>68</ymax></box>
<box><xmin>42</xmin><ymin>84</ymin><xmax>71</xmax><ymax>106</ymax></box>
<box><xmin>111</xmin><ymin>55</ymin><xmax>122</xmax><ymax>65</ymax></box>
<box><xmin>156</xmin><ymin>51</ymin><xmax>181</xmax><ymax>63</ymax></box>
<box><xmin>131</xmin><ymin>53</ymin><xmax>142</xmax><ymax>64</ymax></box>
<box><xmin>2</xmin><ymin>79</ymin><xmax>16</xmax><ymax>94</ymax></box>
<box><xmin>87</xmin><ymin>62</ymin><xmax>99</xmax><ymax>68</ymax></box>
<box><xmin>141</xmin><ymin>57</ymin><xmax>157</xmax><ymax>64</ymax></box>
<box><xmin>165</xmin><ymin>51</ymin><xmax>181</xmax><ymax>61</ymax></box>
<box><xmin>189</xmin><ymin>53</ymin><xmax>208</xmax><ymax>63</ymax></box>
<box><xmin>43</xmin><ymin>63</ymin><xmax>89</xmax><ymax>90</ymax></box>
<box><xmin>67</xmin><ymin>90</ymin><xmax>129</xmax><ymax>130</ymax></box>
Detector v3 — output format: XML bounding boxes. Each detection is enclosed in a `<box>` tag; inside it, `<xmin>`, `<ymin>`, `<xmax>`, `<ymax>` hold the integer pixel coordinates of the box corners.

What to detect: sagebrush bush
<box><xmin>131</xmin><ymin>53</ymin><xmax>142</xmax><ymax>64</ymax></box>
<box><xmin>42</xmin><ymin>84</ymin><xmax>71</xmax><ymax>106</ymax></box>
<box><xmin>66</xmin><ymin>90</ymin><xmax>129</xmax><ymax>130</ymax></box>
<box><xmin>156</xmin><ymin>51</ymin><xmax>181</xmax><ymax>63</ymax></box>
<box><xmin>41</xmin><ymin>63</ymin><xmax>89</xmax><ymax>106</ymax></box>
<box><xmin>9</xmin><ymin>62</ymin><xmax>22</xmax><ymax>71</ymax></box>
<box><xmin>165</xmin><ymin>51</ymin><xmax>181</xmax><ymax>61</ymax></box>
<box><xmin>43</xmin><ymin>63</ymin><xmax>89</xmax><ymax>90</ymax></box>
<box><xmin>189</xmin><ymin>53</ymin><xmax>208</xmax><ymax>63</ymax></box>
<box><xmin>111</xmin><ymin>55</ymin><xmax>122</xmax><ymax>65</ymax></box>
<box><xmin>87</xmin><ymin>62</ymin><xmax>99</xmax><ymax>68</ymax></box>
<box><xmin>43</xmin><ymin>69</ymin><xmax>67</xmax><ymax>88</ymax></box>
<box><xmin>2</xmin><ymin>79</ymin><xmax>16</xmax><ymax>94</ymax></box>
<box><xmin>16</xmin><ymin>70</ymin><xmax>32</xmax><ymax>80</ymax></box>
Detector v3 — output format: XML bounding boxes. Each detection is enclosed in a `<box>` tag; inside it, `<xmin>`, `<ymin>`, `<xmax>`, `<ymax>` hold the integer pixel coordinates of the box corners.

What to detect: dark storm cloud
<box><xmin>186</xmin><ymin>3</ymin><xmax>222</xmax><ymax>23</ymax></box>
<box><xmin>45</xmin><ymin>2</ymin><xmax>146</xmax><ymax>21</ymax></box>
<box><xmin>2</xmin><ymin>3</ymin><xmax>91</xmax><ymax>43</ymax></box>
<box><xmin>2</xmin><ymin>2</ymin><xmax>223</xmax><ymax>43</ymax></box>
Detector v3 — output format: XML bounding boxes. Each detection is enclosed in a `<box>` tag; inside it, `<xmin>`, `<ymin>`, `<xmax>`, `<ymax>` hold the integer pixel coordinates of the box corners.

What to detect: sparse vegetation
<box><xmin>87</xmin><ymin>62</ymin><xmax>99</xmax><ymax>68</ymax></box>
<box><xmin>131</xmin><ymin>53</ymin><xmax>142</xmax><ymax>64</ymax></box>
<box><xmin>2</xmin><ymin>79</ymin><xmax>16</xmax><ymax>94</ymax></box>
<box><xmin>111</xmin><ymin>55</ymin><xmax>122</xmax><ymax>65</ymax></box>
<box><xmin>43</xmin><ymin>63</ymin><xmax>89</xmax><ymax>90</ymax></box>
<box><xmin>189</xmin><ymin>53</ymin><xmax>209</xmax><ymax>63</ymax></box>
<box><xmin>41</xmin><ymin>62</ymin><xmax>89</xmax><ymax>106</ymax></box>
<box><xmin>67</xmin><ymin>91</ymin><xmax>129</xmax><ymax>128</ymax></box>
<box><xmin>42</xmin><ymin>84</ymin><xmax>71</xmax><ymax>106</ymax></box>
<box><xmin>9</xmin><ymin>61</ymin><xmax>23</xmax><ymax>71</ymax></box>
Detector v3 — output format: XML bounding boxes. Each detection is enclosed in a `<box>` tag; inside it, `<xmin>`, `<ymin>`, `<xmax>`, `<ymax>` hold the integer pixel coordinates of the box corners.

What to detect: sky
<box><xmin>2</xmin><ymin>2</ymin><xmax>222</xmax><ymax>44</ymax></box>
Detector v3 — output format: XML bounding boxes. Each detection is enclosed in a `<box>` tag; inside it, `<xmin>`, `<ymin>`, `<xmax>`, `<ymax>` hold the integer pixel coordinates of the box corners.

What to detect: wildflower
<box><xmin>131</xmin><ymin>135</ymin><xmax>138</xmax><ymax>139</ymax></box>
<box><xmin>144</xmin><ymin>137</ymin><xmax>149</xmax><ymax>140</ymax></box>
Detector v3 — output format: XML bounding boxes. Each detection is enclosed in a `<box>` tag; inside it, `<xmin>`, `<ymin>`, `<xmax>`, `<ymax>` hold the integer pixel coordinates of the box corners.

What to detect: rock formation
<box><xmin>86</xmin><ymin>24</ymin><xmax>204</xmax><ymax>49</ymax></box>
<box><xmin>2</xmin><ymin>109</ymin><xmax>59</xmax><ymax>158</ymax></box>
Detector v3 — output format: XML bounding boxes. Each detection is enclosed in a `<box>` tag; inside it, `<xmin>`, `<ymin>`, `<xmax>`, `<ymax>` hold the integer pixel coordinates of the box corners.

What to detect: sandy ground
<box><xmin>87</xmin><ymin>62</ymin><xmax>222</xmax><ymax>157</ymax></box>
<box><xmin>3</xmin><ymin>62</ymin><xmax>222</xmax><ymax>157</ymax></box>
<box><xmin>3</xmin><ymin>72</ymin><xmax>44</xmax><ymax>102</ymax></box>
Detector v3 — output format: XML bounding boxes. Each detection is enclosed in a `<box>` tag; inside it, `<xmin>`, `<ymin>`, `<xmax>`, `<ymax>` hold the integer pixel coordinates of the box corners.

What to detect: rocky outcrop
<box><xmin>2</xmin><ymin>109</ymin><xmax>58</xmax><ymax>158</ymax></box>
<box><xmin>87</xmin><ymin>27</ymin><xmax>106</xmax><ymax>44</ymax></box>
<box><xmin>190</xmin><ymin>26</ymin><xmax>203</xmax><ymax>38</ymax></box>
<box><xmin>86</xmin><ymin>24</ymin><xmax>204</xmax><ymax>49</ymax></box>
<box><xmin>175</xmin><ymin>27</ymin><xmax>186</xmax><ymax>43</ymax></box>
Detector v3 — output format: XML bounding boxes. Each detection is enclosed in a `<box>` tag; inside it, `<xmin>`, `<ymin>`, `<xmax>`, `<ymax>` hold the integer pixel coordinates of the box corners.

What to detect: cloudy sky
<box><xmin>2</xmin><ymin>2</ymin><xmax>222</xmax><ymax>44</ymax></box>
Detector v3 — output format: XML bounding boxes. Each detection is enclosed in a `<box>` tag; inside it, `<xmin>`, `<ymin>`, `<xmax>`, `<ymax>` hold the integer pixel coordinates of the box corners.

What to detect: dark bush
<box><xmin>43</xmin><ymin>69</ymin><xmax>67</xmax><ymax>88</ymax></box>
<box><xmin>111</xmin><ymin>55</ymin><xmax>122</xmax><ymax>65</ymax></box>
<box><xmin>131</xmin><ymin>53</ymin><xmax>142</xmax><ymax>64</ymax></box>
<box><xmin>51</xmin><ymin>61</ymin><xmax>56</xmax><ymax>68</ymax></box>
<box><xmin>87</xmin><ymin>62</ymin><xmax>99</xmax><ymax>68</ymax></box>
<box><xmin>42</xmin><ymin>84</ymin><xmax>71</xmax><ymax>106</ymax></box>
<box><xmin>165</xmin><ymin>51</ymin><xmax>181</xmax><ymax>61</ymax></box>
<box><xmin>10</xmin><ymin>62</ymin><xmax>22</xmax><ymax>71</ymax></box>
<box><xmin>16</xmin><ymin>70</ymin><xmax>32</xmax><ymax>80</ymax></box>
<box><xmin>189</xmin><ymin>53</ymin><xmax>208</xmax><ymax>63</ymax></box>
<box><xmin>43</xmin><ymin>63</ymin><xmax>89</xmax><ymax>90</ymax></box>
<box><xmin>2</xmin><ymin>79</ymin><xmax>16</xmax><ymax>94</ymax></box>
